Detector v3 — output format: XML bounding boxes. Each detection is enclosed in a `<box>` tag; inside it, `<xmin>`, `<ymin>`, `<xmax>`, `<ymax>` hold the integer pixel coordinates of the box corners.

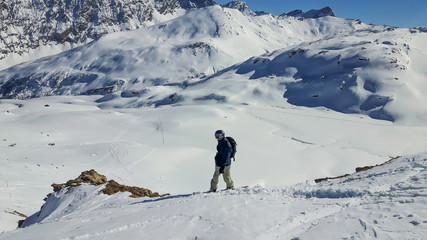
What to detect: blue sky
<box><xmin>215</xmin><ymin>0</ymin><xmax>427</xmax><ymax>28</ymax></box>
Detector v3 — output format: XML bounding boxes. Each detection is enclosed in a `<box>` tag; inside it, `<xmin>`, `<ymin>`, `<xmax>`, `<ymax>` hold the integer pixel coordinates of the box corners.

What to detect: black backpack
<box><xmin>226</xmin><ymin>136</ymin><xmax>237</xmax><ymax>161</ymax></box>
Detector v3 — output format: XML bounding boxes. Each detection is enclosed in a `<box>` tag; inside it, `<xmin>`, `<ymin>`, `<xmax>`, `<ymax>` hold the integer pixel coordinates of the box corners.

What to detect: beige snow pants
<box><xmin>210</xmin><ymin>165</ymin><xmax>234</xmax><ymax>190</ymax></box>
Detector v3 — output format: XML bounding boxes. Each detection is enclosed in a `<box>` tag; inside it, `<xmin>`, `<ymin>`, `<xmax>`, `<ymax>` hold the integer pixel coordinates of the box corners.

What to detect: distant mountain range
<box><xmin>284</xmin><ymin>7</ymin><xmax>335</xmax><ymax>19</ymax></box>
<box><xmin>0</xmin><ymin>0</ymin><xmax>334</xmax><ymax>62</ymax></box>
<box><xmin>0</xmin><ymin>4</ymin><xmax>349</xmax><ymax>100</ymax></box>
<box><xmin>1</xmin><ymin>1</ymin><xmax>425</xmax><ymax>123</ymax></box>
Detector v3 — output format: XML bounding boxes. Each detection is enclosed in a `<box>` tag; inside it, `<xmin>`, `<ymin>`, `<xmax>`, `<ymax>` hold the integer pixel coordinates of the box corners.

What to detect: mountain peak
<box><xmin>0</xmin><ymin>0</ymin><xmax>219</xmax><ymax>65</ymax></box>
<box><xmin>283</xmin><ymin>6</ymin><xmax>335</xmax><ymax>19</ymax></box>
<box><xmin>178</xmin><ymin>0</ymin><xmax>216</xmax><ymax>9</ymax></box>
<box><xmin>221</xmin><ymin>0</ymin><xmax>254</xmax><ymax>15</ymax></box>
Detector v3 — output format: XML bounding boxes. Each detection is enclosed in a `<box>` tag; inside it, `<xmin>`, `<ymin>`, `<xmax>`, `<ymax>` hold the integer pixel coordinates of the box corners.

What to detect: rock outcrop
<box><xmin>282</xmin><ymin>6</ymin><xmax>335</xmax><ymax>19</ymax></box>
<box><xmin>51</xmin><ymin>169</ymin><xmax>169</xmax><ymax>198</ymax></box>
<box><xmin>19</xmin><ymin>169</ymin><xmax>169</xmax><ymax>228</ymax></box>
<box><xmin>1</xmin><ymin>0</ymin><xmax>154</xmax><ymax>60</ymax></box>
<box><xmin>314</xmin><ymin>157</ymin><xmax>400</xmax><ymax>183</ymax></box>
<box><xmin>0</xmin><ymin>0</ymin><xmax>218</xmax><ymax>61</ymax></box>
<box><xmin>221</xmin><ymin>0</ymin><xmax>254</xmax><ymax>15</ymax></box>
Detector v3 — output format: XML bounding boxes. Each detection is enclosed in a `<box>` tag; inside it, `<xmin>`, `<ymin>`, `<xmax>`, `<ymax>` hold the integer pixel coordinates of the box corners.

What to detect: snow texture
<box><xmin>0</xmin><ymin>2</ymin><xmax>426</xmax><ymax>239</ymax></box>
<box><xmin>2</xmin><ymin>153</ymin><xmax>426</xmax><ymax>239</ymax></box>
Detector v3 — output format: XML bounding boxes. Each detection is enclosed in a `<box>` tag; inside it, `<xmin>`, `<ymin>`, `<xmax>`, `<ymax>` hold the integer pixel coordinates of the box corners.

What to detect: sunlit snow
<box><xmin>0</xmin><ymin>4</ymin><xmax>426</xmax><ymax>239</ymax></box>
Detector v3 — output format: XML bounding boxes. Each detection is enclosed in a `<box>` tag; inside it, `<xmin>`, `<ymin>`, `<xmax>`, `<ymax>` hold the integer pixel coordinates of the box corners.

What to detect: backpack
<box><xmin>226</xmin><ymin>136</ymin><xmax>237</xmax><ymax>161</ymax></box>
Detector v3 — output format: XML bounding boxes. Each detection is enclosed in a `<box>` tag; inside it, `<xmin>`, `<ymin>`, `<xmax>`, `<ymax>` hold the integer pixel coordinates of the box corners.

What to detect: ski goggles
<box><xmin>215</xmin><ymin>134</ymin><xmax>224</xmax><ymax>139</ymax></box>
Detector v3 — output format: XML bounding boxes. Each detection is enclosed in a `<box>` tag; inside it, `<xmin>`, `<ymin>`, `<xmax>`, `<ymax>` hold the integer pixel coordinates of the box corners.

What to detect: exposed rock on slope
<box><xmin>51</xmin><ymin>169</ymin><xmax>169</xmax><ymax>198</ymax></box>
<box><xmin>314</xmin><ymin>156</ymin><xmax>400</xmax><ymax>183</ymax></box>
<box><xmin>179</xmin><ymin>0</ymin><xmax>216</xmax><ymax>9</ymax></box>
<box><xmin>1</xmin><ymin>0</ymin><xmax>210</xmax><ymax>61</ymax></box>
<box><xmin>283</xmin><ymin>6</ymin><xmax>335</xmax><ymax>19</ymax></box>
<box><xmin>18</xmin><ymin>169</ymin><xmax>169</xmax><ymax>228</ymax></box>
<box><xmin>13</xmin><ymin>153</ymin><xmax>427</xmax><ymax>238</ymax></box>
<box><xmin>221</xmin><ymin>0</ymin><xmax>254</xmax><ymax>15</ymax></box>
<box><xmin>0</xmin><ymin>0</ymin><xmax>149</xmax><ymax>60</ymax></box>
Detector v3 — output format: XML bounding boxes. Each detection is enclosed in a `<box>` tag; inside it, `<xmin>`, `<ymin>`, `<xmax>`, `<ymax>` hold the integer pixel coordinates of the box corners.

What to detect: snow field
<box><xmin>1</xmin><ymin>95</ymin><xmax>427</xmax><ymax>234</ymax></box>
<box><xmin>0</xmin><ymin>4</ymin><xmax>426</xmax><ymax>238</ymax></box>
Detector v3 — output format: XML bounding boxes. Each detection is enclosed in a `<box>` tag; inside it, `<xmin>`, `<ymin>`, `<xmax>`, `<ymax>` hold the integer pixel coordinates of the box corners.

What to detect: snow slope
<box><xmin>0</xmin><ymin>6</ymin><xmax>363</xmax><ymax>98</ymax></box>
<box><xmin>1</xmin><ymin>93</ymin><xmax>427</xmax><ymax>233</ymax></box>
<box><xmin>1</xmin><ymin>152</ymin><xmax>426</xmax><ymax>239</ymax></box>
<box><xmin>229</xmin><ymin>26</ymin><xmax>427</xmax><ymax>124</ymax></box>
<box><xmin>1</xmin><ymin>6</ymin><xmax>426</xmax><ymax>123</ymax></box>
<box><xmin>0</xmin><ymin>0</ymin><xmax>202</xmax><ymax>68</ymax></box>
<box><xmin>0</xmin><ymin>4</ymin><xmax>426</xmax><ymax>237</ymax></box>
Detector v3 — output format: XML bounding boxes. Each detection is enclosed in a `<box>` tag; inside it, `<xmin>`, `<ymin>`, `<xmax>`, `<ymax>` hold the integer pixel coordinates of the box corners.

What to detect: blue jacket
<box><xmin>215</xmin><ymin>138</ymin><xmax>232</xmax><ymax>167</ymax></box>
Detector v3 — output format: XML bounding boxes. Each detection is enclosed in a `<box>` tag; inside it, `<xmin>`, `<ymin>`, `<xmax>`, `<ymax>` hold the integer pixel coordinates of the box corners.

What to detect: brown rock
<box><xmin>51</xmin><ymin>169</ymin><xmax>168</xmax><ymax>198</ymax></box>
<box><xmin>52</xmin><ymin>169</ymin><xmax>108</xmax><ymax>192</ymax></box>
<box><xmin>51</xmin><ymin>183</ymin><xmax>66</xmax><ymax>192</ymax></box>
<box><xmin>75</xmin><ymin>169</ymin><xmax>108</xmax><ymax>185</ymax></box>
<box><xmin>314</xmin><ymin>156</ymin><xmax>400</xmax><ymax>183</ymax></box>
<box><xmin>102</xmin><ymin>180</ymin><xmax>169</xmax><ymax>198</ymax></box>
<box><xmin>355</xmin><ymin>166</ymin><xmax>374</xmax><ymax>173</ymax></box>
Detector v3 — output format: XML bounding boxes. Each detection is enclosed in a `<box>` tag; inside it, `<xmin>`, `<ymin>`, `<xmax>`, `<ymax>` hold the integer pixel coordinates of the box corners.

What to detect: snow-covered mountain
<box><xmin>0</xmin><ymin>0</ymin><xmax>337</xmax><ymax>70</ymax></box>
<box><xmin>1</xmin><ymin>5</ymin><xmax>426</xmax><ymax>122</ymax></box>
<box><xmin>0</xmin><ymin>0</ymin><xmax>218</xmax><ymax>66</ymax></box>
<box><xmin>0</xmin><ymin>6</ymin><xmax>360</xmax><ymax>96</ymax></box>
<box><xmin>220</xmin><ymin>0</ymin><xmax>254</xmax><ymax>15</ymax></box>
<box><xmin>230</xmin><ymin>26</ymin><xmax>427</xmax><ymax>123</ymax></box>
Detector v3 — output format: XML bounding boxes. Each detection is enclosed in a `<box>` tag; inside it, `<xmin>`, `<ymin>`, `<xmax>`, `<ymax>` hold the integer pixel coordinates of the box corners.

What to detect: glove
<box><xmin>219</xmin><ymin>167</ymin><xmax>224</xmax><ymax>174</ymax></box>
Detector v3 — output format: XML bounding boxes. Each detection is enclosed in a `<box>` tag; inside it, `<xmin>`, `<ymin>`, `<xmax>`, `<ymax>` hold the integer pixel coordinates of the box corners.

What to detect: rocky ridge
<box><xmin>283</xmin><ymin>6</ymin><xmax>335</xmax><ymax>19</ymax></box>
<box><xmin>51</xmin><ymin>169</ymin><xmax>169</xmax><ymax>198</ymax></box>
<box><xmin>18</xmin><ymin>169</ymin><xmax>169</xmax><ymax>228</ymax></box>
<box><xmin>0</xmin><ymin>0</ymin><xmax>217</xmax><ymax>62</ymax></box>
<box><xmin>0</xmin><ymin>0</ymin><xmax>336</xmax><ymax>65</ymax></box>
<box><xmin>220</xmin><ymin>0</ymin><xmax>254</xmax><ymax>15</ymax></box>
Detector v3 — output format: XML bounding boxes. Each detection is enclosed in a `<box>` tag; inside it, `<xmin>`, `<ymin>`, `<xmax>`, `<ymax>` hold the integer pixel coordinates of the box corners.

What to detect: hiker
<box><xmin>210</xmin><ymin>130</ymin><xmax>234</xmax><ymax>192</ymax></box>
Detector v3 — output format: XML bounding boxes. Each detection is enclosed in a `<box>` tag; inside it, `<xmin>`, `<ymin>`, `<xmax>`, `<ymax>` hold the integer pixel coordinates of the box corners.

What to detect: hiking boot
<box><xmin>209</xmin><ymin>189</ymin><xmax>217</xmax><ymax>193</ymax></box>
<box><xmin>226</xmin><ymin>186</ymin><xmax>234</xmax><ymax>190</ymax></box>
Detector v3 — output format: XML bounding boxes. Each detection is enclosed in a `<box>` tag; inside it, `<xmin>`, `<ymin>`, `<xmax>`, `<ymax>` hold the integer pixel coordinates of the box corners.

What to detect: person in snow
<box><xmin>210</xmin><ymin>130</ymin><xmax>234</xmax><ymax>192</ymax></box>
